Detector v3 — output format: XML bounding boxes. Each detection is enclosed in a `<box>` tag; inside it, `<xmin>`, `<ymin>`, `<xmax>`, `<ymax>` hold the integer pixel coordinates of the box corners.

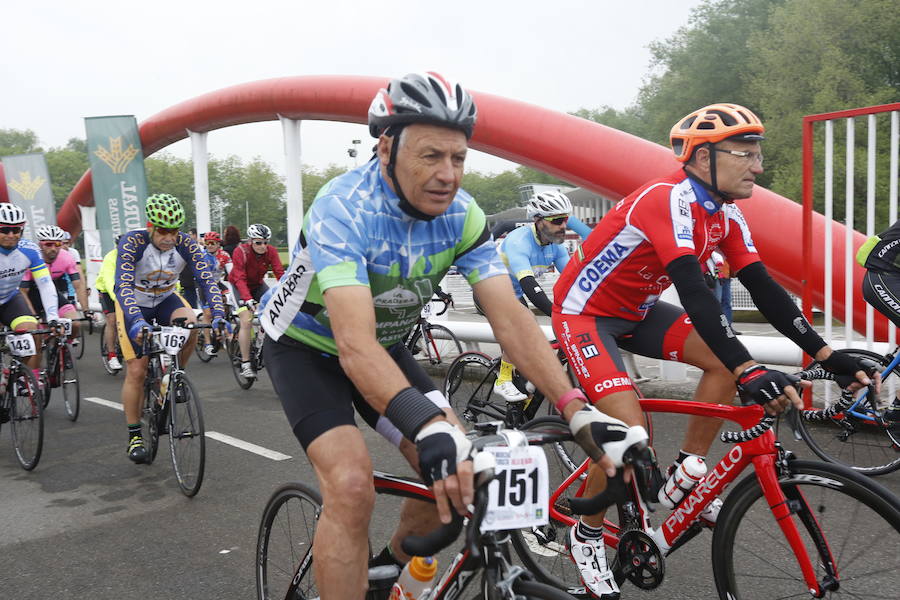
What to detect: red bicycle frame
<box><xmin>546</xmin><ymin>398</ymin><xmax>831</xmax><ymax>597</ymax></box>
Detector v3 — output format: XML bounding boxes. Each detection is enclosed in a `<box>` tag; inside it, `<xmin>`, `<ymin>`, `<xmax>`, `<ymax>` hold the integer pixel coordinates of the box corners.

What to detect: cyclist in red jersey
<box><xmin>552</xmin><ymin>104</ymin><xmax>875</xmax><ymax>600</ymax></box>
<box><xmin>228</xmin><ymin>223</ymin><xmax>284</xmax><ymax>380</ymax></box>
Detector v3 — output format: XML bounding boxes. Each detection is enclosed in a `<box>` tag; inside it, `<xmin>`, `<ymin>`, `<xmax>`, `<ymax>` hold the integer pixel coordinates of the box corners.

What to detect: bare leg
<box><xmin>307</xmin><ymin>426</ymin><xmax>375</xmax><ymax>599</ymax></box>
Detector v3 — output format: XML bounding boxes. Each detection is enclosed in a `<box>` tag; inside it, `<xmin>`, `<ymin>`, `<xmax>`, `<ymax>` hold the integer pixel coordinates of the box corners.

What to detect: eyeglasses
<box><xmin>205</xmin><ymin>241</ymin><xmax>219</xmax><ymax>246</ymax></box>
<box><xmin>40</xmin><ymin>241</ymin><xmax>63</xmax><ymax>248</ymax></box>
<box><xmin>252</xmin><ymin>240</ymin><xmax>268</xmax><ymax>246</ymax></box>
<box><xmin>0</xmin><ymin>226</ymin><xmax>23</xmax><ymax>234</ymax></box>
<box><xmin>715</xmin><ymin>148</ymin><xmax>764</xmax><ymax>165</ymax></box>
<box><xmin>543</xmin><ymin>216</ymin><xmax>569</xmax><ymax>226</ymax></box>
<box><xmin>155</xmin><ymin>226</ymin><xmax>179</xmax><ymax>235</ymax></box>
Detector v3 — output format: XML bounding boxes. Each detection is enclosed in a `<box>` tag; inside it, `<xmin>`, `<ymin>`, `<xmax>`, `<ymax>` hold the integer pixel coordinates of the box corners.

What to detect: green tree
<box><xmin>748</xmin><ymin>0</ymin><xmax>900</xmax><ymax>228</ymax></box>
<box><xmin>0</xmin><ymin>128</ymin><xmax>42</xmax><ymax>157</ymax></box>
<box><xmin>45</xmin><ymin>139</ymin><xmax>90</xmax><ymax>209</ymax></box>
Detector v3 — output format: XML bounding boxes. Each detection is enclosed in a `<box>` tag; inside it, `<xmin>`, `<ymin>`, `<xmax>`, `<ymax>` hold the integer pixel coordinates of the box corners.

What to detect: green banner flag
<box><xmin>1</xmin><ymin>153</ymin><xmax>56</xmax><ymax>240</ymax></box>
<box><xmin>85</xmin><ymin>115</ymin><xmax>148</xmax><ymax>252</ymax></box>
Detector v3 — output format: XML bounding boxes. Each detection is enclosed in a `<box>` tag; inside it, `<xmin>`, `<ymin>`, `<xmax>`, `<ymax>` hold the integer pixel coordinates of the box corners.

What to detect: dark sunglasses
<box><xmin>0</xmin><ymin>226</ymin><xmax>23</xmax><ymax>234</ymax></box>
<box><xmin>155</xmin><ymin>226</ymin><xmax>179</xmax><ymax>235</ymax></box>
<box><xmin>40</xmin><ymin>241</ymin><xmax>63</xmax><ymax>247</ymax></box>
<box><xmin>544</xmin><ymin>216</ymin><xmax>569</xmax><ymax>225</ymax></box>
<box><xmin>252</xmin><ymin>240</ymin><xmax>268</xmax><ymax>246</ymax></box>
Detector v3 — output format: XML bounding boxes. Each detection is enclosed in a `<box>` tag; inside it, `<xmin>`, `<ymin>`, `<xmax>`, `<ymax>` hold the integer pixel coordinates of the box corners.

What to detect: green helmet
<box><xmin>145</xmin><ymin>193</ymin><xmax>186</xmax><ymax>228</ymax></box>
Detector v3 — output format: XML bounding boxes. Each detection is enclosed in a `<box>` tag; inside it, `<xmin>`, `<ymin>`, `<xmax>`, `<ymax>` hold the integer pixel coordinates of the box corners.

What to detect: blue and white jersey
<box><xmin>499</xmin><ymin>224</ymin><xmax>572</xmax><ymax>298</ymax></box>
<box><xmin>260</xmin><ymin>158</ymin><xmax>507</xmax><ymax>355</ymax></box>
<box><xmin>0</xmin><ymin>240</ymin><xmax>58</xmax><ymax>320</ymax></box>
<box><xmin>114</xmin><ymin>230</ymin><xmax>224</xmax><ymax>338</ymax></box>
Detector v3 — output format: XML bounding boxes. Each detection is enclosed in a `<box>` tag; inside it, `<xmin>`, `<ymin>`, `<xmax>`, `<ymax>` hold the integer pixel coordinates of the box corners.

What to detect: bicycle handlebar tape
<box><xmin>384</xmin><ymin>387</ymin><xmax>445</xmax><ymax>442</ymax></box>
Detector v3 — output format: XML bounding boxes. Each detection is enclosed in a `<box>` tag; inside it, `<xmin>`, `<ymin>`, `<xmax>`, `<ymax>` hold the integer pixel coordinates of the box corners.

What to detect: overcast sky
<box><xmin>3</xmin><ymin>0</ymin><xmax>704</xmax><ymax>175</ymax></box>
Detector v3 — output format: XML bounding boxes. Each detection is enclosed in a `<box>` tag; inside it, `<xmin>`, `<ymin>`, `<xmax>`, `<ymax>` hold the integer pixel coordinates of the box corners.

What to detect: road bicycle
<box><xmin>444</xmin><ymin>347</ymin><xmax>652</xmax><ymax>477</ymax></box>
<box><xmin>405</xmin><ymin>293</ymin><xmax>463</xmax><ymax>366</ymax></box>
<box><xmin>138</xmin><ymin>318</ymin><xmax>211</xmax><ymax>497</ymax></box>
<box><xmin>790</xmin><ymin>347</ymin><xmax>900</xmax><ymax>475</ymax></box>
<box><xmin>0</xmin><ymin>328</ymin><xmax>48</xmax><ymax>470</ymax></box>
<box><xmin>39</xmin><ymin>317</ymin><xmax>90</xmax><ymax>421</ymax></box>
<box><xmin>509</xmin><ymin>374</ymin><xmax>900</xmax><ymax>599</ymax></box>
<box><xmin>229</xmin><ymin>312</ymin><xmax>265</xmax><ymax>390</ymax></box>
<box><xmin>194</xmin><ymin>312</ymin><xmax>233</xmax><ymax>363</ymax></box>
<box><xmin>255</xmin><ymin>423</ymin><xmax>598</xmax><ymax>600</ymax></box>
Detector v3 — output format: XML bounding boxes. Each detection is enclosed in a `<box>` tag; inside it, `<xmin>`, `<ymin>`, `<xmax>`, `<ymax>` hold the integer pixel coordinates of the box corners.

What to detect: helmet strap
<box><xmin>687</xmin><ymin>143</ymin><xmax>733</xmax><ymax>202</ymax></box>
<box><xmin>385</xmin><ymin>127</ymin><xmax>437</xmax><ymax>222</ymax></box>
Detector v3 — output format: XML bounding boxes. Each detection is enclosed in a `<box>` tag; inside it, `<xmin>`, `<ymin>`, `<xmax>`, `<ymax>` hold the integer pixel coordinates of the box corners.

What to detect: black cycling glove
<box><xmin>414</xmin><ymin>421</ymin><xmax>472</xmax><ymax>486</ymax></box>
<box><xmin>819</xmin><ymin>351</ymin><xmax>877</xmax><ymax>388</ymax></box>
<box><xmin>736</xmin><ymin>365</ymin><xmax>800</xmax><ymax>406</ymax></box>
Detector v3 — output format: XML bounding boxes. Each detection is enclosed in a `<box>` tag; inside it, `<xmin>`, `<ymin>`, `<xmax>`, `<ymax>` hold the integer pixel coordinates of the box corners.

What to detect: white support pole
<box><xmin>891</xmin><ymin>111</ymin><xmax>899</xmax><ymax>352</ymax></box>
<box><xmin>189</xmin><ymin>130</ymin><xmax>211</xmax><ymax>235</ymax></box>
<box><xmin>824</xmin><ymin>121</ymin><xmax>834</xmax><ymax>345</ymax></box>
<box><xmin>844</xmin><ymin>118</ymin><xmax>855</xmax><ymax>345</ymax></box>
<box><xmin>865</xmin><ymin>114</ymin><xmax>877</xmax><ymax>347</ymax></box>
<box><xmin>280</xmin><ymin>116</ymin><xmax>303</xmax><ymax>250</ymax></box>
<box><xmin>79</xmin><ymin>205</ymin><xmax>102</xmax><ymax>311</ymax></box>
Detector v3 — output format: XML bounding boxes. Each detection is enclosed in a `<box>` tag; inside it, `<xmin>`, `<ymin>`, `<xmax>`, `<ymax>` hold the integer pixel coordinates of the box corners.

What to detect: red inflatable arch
<box><xmin>57</xmin><ymin>75</ymin><xmax>883</xmax><ymax>338</ymax></box>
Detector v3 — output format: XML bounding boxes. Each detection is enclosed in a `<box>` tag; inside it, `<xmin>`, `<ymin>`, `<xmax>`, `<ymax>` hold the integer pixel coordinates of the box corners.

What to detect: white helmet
<box><xmin>36</xmin><ymin>225</ymin><xmax>66</xmax><ymax>241</ymax></box>
<box><xmin>247</xmin><ymin>223</ymin><xmax>271</xmax><ymax>240</ymax></box>
<box><xmin>526</xmin><ymin>190</ymin><xmax>573</xmax><ymax>219</ymax></box>
<box><xmin>0</xmin><ymin>203</ymin><xmax>27</xmax><ymax>226</ymax></box>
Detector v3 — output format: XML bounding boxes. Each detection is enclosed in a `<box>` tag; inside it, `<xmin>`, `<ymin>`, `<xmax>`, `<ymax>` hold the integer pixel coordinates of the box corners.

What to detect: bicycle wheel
<box><xmin>194</xmin><ymin>336</ymin><xmax>215</xmax><ymax>362</ymax></box>
<box><xmin>73</xmin><ymin>328</ymin><xmax>85</xmax><ymax>359</ymax></box>
<box><xmin>797</xmin><ymin>349</ymin><xmax>900</xmax><ymax>475</ymax></box>
<box><xmin>9</xmin><ymin>364</ymin><xmax>43</xmax><ymax>471</ymax></box>
<box><xmin>256</xmin><ymin>482</ymin><xmax>322</xmax><ymax>600</ymax></box>
<box><xmin>140</xmin><ymin>368</ymin><xmax>162</xmax><ymax>464</ymax></box>
<box><xmin>168</xmin><ymin>373</ymin><xmax>205</xmax><ymax>497</ymax></box>
<box><xmin>229</xmin><ymin>324</ymin><xmax>254</xmax><ymax>390</ymax></box>
<box><xmin>60</xmin><ymin>343</ymin><xmax>80</xmax><ymax>421</ymax></box>
<box><xmin>409</xmin><ymin>324</ymin><xmax>463</xmax><ymax>366</ymax></box>
<box><xmin>444</xmin><ymin>351</ymin><xmax>507</xmax><ymax>424</ymax></box>
<box><xmin>711</xmin><ymin>459</ymin><xmax>900</xmax><ymax>599</ymax></box>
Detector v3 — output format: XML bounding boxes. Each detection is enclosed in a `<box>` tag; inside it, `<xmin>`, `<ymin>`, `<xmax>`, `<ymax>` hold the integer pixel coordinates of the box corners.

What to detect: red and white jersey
<box><xmin>553</xmin><ymin>170</ymin><xmax>759</xmax><ymax>320</ymax></box>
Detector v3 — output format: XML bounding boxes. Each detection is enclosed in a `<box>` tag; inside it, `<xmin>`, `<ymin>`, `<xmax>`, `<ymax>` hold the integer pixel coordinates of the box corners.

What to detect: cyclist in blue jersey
<box><xmin>258</xmin><ymin>71</ymin><xmax>645</xmax><ymax>599</ymax></box>
<box><xmin>491</xmin><ymin>190</ymin><xmax>590</xmax><ymax>401</ymax></box>
<box><xmin>114</xmin><ymin>194</ymin><xmax>228</xmax><ymax>464</ymax></box>
<box><xmin>0</xmin><ymin>204</ymin><xmax>59</xmax><ymax>415</ymax></box>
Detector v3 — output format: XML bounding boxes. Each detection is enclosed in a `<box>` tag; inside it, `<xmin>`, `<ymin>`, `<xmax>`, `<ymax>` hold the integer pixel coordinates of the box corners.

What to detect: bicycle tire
<box><xmin>74</xmin><ymin>328</ymin><xmax>85</xmax><ymax>359</ymax></box>
<box><xmin>229</xmin><ymin>324</ymin><xmax>254</xmax><ymax>390</ymax></box>
<box><xmin>100</xmin><ymin>324</ymin><xmax>123</xmax><ymax>376</ymax></box>
<box><xmin>194</xmin><ymin>336</ymin><xmax>215</xmax><ymax>362</ymax></box>
<box><xmin>797</xmin><ymin>349</ymin><xmax>900</xmax><ymax>475</ymax></box>
<box><xmin>168</xmin><ymin>373</ymin><xmax>205</xmax><ymax>497</ymax></box>
<box><xmin>409</xmin><ymin>323</ymin><xmax>463</xmax><ymax>366</ymax></box>
<box><xmin>60</xmin><ymin>342</ymin><xmax>79</xmax><ymax>421</ymax></box>
<box><xmin>475</xmin><ymin>578</ymin><xmax>580</xmax><ymax>600</ymax></box>
<box><xmin>444</xmin><ymin>351</ymin><xmax>507</xmax><ymax>424</ymax></box>
<box><xmin>9</xmin><ymin>364</ymin><xmax>43</xmax><ymax>471</ymax></box>
<box><xmin>141</xmin><ymin>362</ymin><xmax>162</xmax><ymax>464</ymax></box>
<box><xmin>256</xmin><ymin>482</ymin><xmax>322</xmax><ymax>600</ymax></box>
<box><xmin>711</xmin><ymin>458</ymin><xmax>900</xmax><ymax>599</ymax></box>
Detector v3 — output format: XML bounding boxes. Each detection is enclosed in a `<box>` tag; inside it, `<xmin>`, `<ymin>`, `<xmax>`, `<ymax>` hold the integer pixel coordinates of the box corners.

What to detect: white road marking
<box><xmin>205</xmin><ymin>432</ymin><xmax>292</xmax><ymax>461</ymax></box>
<box><xmin>83</xmin><ymin>397</ymin><xmax>292</xmax><ymax>461</ymax></box>
<box><xmin>85</xmin><ymin>396</ymin><xmax>123</xmax><ymax>411</ymax></box>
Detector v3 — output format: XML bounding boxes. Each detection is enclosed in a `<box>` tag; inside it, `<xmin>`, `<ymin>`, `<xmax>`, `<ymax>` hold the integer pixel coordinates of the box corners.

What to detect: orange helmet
<box><xmin>670</xmin><ymin>103</ymin><xmax>765</xmax><ymax>162</ymax></box>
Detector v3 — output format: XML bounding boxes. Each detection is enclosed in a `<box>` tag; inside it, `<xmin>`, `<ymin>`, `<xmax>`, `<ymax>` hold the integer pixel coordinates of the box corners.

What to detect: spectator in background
<box><xmin>178</xmin><ymin>228</ymin><xmax>200</xmax><ymax>307</ymax></box>
<box><xmin>223</xmin><ymin>225</ymin><xmax>241</xmax><ymax>256</ymax></box>
<box><xmin>714</xmin><ymin>252</ymin><xmax>739</xmax><ymax>333</ymax></box>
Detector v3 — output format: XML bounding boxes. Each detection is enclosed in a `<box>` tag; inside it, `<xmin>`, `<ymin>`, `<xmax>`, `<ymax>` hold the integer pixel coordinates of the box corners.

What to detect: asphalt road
<box><xmin>1</xmin><ymin>329</ymin><xmax>898</xmax><ymax>599</ymax></box>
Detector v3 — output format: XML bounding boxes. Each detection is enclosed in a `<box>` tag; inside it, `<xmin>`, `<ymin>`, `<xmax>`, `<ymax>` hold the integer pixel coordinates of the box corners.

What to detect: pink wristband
<box><xmin>555</xmin><ymin>388</ymin><xmax>587</xmax><ymax>413</ymax></box>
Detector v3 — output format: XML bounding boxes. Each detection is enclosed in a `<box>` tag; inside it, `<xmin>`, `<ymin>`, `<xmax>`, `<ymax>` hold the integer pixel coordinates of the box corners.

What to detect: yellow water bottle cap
<box><xmin>409</xmin><ymin>556</ymin><xmax>437</xmax><ymax>581</ymax></box>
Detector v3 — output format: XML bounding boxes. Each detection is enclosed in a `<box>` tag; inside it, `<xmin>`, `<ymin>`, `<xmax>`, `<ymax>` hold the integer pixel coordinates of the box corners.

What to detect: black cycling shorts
<box><xmin>863</xmin><ymin>270</ymin><xmax>900</xmax><ymax>328</ymax></box>
<box><xmin>98</xmin><ymin>292</ymin><xmax>116</xmax><ymax>315</ymax></box>
<box><xmin>0</xmin><ymin>291</ymin><xmax>38</xmax><ymax>329</ymax></box>
<box><xmin>264</xmin><ymin>336</ymin><xmax>437</xmax><ymax>450</ymax></box>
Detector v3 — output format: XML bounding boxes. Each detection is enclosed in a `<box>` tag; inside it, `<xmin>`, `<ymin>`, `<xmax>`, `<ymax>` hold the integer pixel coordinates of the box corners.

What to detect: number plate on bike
<box><xmin>58</xmin><ymin>318</ymin><xmax>72</xmax><ymax>336</ymax></box>
<box><xmin>8</xmin><ymin>333</ymin><xmax>37</xmax><ymax>357</ymax></box>
<box><xmin>159</xmin><ymin>326</ymin><xmax>189</xmax><ymax>355</ymax></box>
<box><xmin>482</xmin><ymin>445</ymin><xmax>549</xmax><ymax>531</ymax></box>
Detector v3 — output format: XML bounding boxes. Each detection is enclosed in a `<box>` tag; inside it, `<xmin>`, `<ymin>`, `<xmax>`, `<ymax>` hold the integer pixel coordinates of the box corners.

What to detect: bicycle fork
<box><xmin>753</xmin><ymin>453</ymin><xmax>834</xmax><ymax>597</ymax></box>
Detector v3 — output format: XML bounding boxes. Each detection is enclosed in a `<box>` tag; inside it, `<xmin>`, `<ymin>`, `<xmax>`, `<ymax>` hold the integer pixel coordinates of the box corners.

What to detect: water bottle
<box><xmin>389</xmin><ymin>556</ymin><xmax>438</xmax><ymax>600</ymax></box>
<box><xmin>367</xmin><ymin>564</ymin><xmax>401</xmax><ymax>600</ymax></box>
<box><xmin>657</xmin><ymin>455</ymin><xmax>707</xmax><ymax>509</ymax></box>
<box><xmin>0</xmin><ymin>366</ymin><xmax>9</xmax><ymax>395</ymax></box>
